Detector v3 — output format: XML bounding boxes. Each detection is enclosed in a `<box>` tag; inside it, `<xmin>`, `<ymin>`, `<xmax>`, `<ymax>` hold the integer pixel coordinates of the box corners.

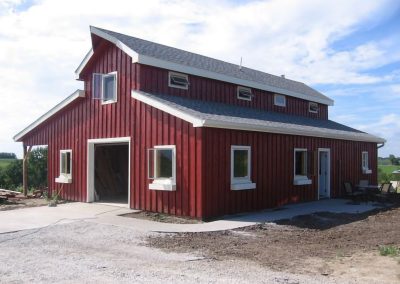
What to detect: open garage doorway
<box><xmin>87</xmin><ymin>137</ymin><xmax>130</xmax><ymax>207</ymax></box>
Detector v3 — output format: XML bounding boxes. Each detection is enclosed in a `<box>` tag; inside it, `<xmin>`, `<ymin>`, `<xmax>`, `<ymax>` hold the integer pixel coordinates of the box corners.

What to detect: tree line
<box><xmin>0</xmin><ymin>148</ymin><xmax>47</xmax><ymax>191</ymax></box>
<box><xmin>0</xmin><ymin>152</ymin><xmax>17</xmax><ymax>159</ymax></box>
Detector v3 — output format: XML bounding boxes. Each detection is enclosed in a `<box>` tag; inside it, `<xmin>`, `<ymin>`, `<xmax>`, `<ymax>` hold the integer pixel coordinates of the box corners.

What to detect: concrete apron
<box><xmin>0</xmin><ymin>199</ymin><xmax>383</xmax><ymax>234</ymax></box>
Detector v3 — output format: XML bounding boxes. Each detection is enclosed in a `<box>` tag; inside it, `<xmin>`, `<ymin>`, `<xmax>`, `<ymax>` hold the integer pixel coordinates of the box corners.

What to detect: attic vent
<box><xmin>237</xmin><ymin>86</ymin><xmax>253</xmax><ymax>101</ymax></box>
<box><xmin>168</xmin><ymin>71</ymin><xmax>189</xmax><ymax>90</ymax></box>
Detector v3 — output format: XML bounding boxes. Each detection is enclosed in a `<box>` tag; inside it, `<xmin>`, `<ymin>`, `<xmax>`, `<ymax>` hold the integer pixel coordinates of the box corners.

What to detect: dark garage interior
<box><xmin>94</xmin><ymin>144</ymin><xmax>129</xmax><ymax>204</ymax></box>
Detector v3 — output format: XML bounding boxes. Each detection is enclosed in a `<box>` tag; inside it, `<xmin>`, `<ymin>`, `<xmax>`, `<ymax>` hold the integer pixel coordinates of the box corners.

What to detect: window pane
<box><xmin>103</xmin><ymin>75</ymin><xmax>115</xmax><ymax>101</ymax></box>
<box><xmin>156</xmin><ymin>149</ymin><xmax>173</xmax><ymax>178</ymax></box>
<box><xmin>295</xmin><ymin>151</ymin><xmax>306</xmax><ymax>175</ymax></box>
<box><xmin>92</xmin><ymin>74</ymin><xmax>102</xmax><ymax>99</ymax></box>
<box><xmin>66</xmin><ymin>152</ymin><xmax>71</xmax><ymax>174</ymax></box>
<box><xmin>170</xmin><ymin>75</ymin><xmax>188</xmax><ymax>87</ymax></box>
<box><xmin>233</xmin><ymin>150</ymin><xmax>248</xmax><ymax>178</ymax></box>
<box><xmin>61</xmin><ymin>153</ymin><xmax>66</xmax><ymax>174</ymax></box>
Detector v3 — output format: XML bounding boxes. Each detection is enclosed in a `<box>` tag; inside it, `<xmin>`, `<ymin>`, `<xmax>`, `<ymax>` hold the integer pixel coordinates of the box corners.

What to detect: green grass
<box><xmin>378</xmin><ymin>165</ymin><xmax>400</xmax><ymax>175</ymax></box>
<box><xmin>379</xmin><ymin>245</ymin><xmax>400</xmax><ymax>257</ymax></box>
<box><xmin>0</xmin><ymin>159</ymin><xmax>15</xmax><ymax>169</ymax></box>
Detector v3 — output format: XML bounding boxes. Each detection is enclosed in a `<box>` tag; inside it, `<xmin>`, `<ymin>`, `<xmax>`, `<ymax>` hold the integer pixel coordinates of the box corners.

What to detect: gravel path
<box><xmin>0</xmin><ymin>220</ymin><xmax>358</xmax><ymax>284</ymax></box>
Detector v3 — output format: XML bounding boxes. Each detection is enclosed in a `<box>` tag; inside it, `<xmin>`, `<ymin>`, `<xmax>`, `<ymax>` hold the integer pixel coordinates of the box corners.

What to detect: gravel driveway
<box><xmin>0</xmin><ymin>220</ymin><xmax>356</xmax><ymax>284</ymax></box>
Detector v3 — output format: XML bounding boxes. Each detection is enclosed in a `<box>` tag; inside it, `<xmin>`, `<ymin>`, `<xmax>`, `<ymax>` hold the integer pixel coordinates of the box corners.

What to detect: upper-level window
<box><xmin>274</xmin><ymin>94</ymin><xmax>286</xmax><ymax>107</ymax></box>
<box><xmin>309</xmin><ymin>102</ymin><xmax>319</xmax><ymax>113</ymax></box>
<box><xmin>168</xmin><ymin>71</ymin><xmax>189</xmax><ymax>90</ymax></box>
<box><xmin>237</xmin><ymin>86</ymin><xmax>253</xmax><ymax>101</ymax></box>
<box><xmin>92</xmin><ymin>72</ymin><xmax>117</xmax><ymax>104</ymax></box>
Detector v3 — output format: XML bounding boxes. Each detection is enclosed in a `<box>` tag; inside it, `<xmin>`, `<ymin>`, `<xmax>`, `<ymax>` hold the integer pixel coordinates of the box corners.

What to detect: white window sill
<box><xmin>149</xmin><ymin>180</ymin><xmax>176</xmax><ymax>191</ymax></box>
<box><xmin>55</xmin><ymin>176</ymin><xmax>72</xmax><ymax>184</ymax></box>
<box><xmin>231</xmin><ymin>182</ymin><xmax>256</xmax><ymax>191</ymax></box>
<box><xmin>363</xmin><ymin>169</ymin><xmax>372</xmax><ymax>174</ymax></box>
<box><xmin>293</xmin><ymin>177</ymin><xmax>312</xmax><ymax>185</ymax></box>
<box><xmin>101</xmin><ymin>100</ymin><xmax>117</xmax><ymax>105</ymax></box>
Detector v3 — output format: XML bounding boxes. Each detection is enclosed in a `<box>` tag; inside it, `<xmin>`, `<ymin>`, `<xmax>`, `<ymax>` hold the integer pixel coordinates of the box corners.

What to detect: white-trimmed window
<box><xmin>55</xmin><ymin>150</ymin><xmax>72</xmax><ymax>183</ymax></box>
<box><xmin>168</xmin><ymin>71</ymin><xmax>189</xmax><ymax>89</ymax></box>
<box><xmin>309</xmin><ymin>102</ymin><xmax>319</xmax><ymax>113</ymax></box>
<box><xmin>148</xmin><ymin>145</ymin><xmax>176</xmax><ymax>191</ymax></box>
<box><xmin>237</xmin><ymin>86</ymin><xmax>253</xmax><ymax>101</ymax></box>
<box><xmin>231</xmin><ymin>145</ymin><xmax>256</xmax><ymax>190</ymax></box>
<box><xmin>274</xmin><ymin>94</ymin><xmax>286</xmax><ymax>107</ymax></box>
<box><xmin>293</xmin><ymin>148</ymin><xmax>312</xmax><ymax>185</ymax></box>
<box><xmin>92</xmin><ymin>72</ymin><xmax>118</xmax><ymax>104</ymax></box>
<box><xmin>362</xmin><ymin>151</ymin><xmax>372</xmax><ymax>174</ymax></box>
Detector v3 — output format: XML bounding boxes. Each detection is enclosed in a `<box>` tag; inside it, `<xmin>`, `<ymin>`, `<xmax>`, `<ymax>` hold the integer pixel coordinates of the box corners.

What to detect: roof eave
<box><xmin>13</xmin><ymin>89</ymin><xmax>85</xmax><ymax>142</ymax></box>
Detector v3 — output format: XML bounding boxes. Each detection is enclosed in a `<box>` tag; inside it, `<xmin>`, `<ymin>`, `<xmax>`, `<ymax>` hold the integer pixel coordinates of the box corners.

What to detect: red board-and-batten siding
<box><xmin>20</xmin><ymin>40</ymin><xmax>377</xmax><ymax>219</ymax></box>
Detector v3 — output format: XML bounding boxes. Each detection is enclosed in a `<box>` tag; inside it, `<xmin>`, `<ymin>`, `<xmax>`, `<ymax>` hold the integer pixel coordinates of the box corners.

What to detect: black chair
<box><xmin>343</xmin><ymin>181</ymin><xmax>365</xmax><ymax>202</ymax></box>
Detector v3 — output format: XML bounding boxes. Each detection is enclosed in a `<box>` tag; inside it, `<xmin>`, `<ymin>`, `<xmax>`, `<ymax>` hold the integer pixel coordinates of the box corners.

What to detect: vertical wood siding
<box><xmin>202</xmin><ymin>127</ymin><xmax>378</xmax><ymax>219</ymax></box>
<box><xmin>138</xmin><ymin>65</ymin><xmax>328</xmax><ymax>119</ymax></box>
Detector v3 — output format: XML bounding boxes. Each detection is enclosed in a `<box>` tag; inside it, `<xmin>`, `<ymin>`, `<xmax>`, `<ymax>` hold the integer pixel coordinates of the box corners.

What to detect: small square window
<box><xmin>309</xmin><ymin>102</ymin><xmax>319</xmax><ymax>113</ymax></box>
<box><xmin>92</xmin><ymin>72</ymin><xmax>118</xmax><ymax>104</ymax></box>
<box><xmin>168</xmin><ymin>72</ymin><xmax>189</xmax><ymax>89</ymax></box>
<box><xmin>56</xmin><ymin>149</ymin><xmax>72</xmax><ymax>183</ymax></box>
<box><xmin>231</xmin><ymin>145</ymin><xmax>256</xmax><ymax>190</ymax></box>
<box><xmin>274</xmin><ymin>94</ymin><xmax>286</xmax><ymax>107</ymax></box>
<box><xmin>148</xmin><ymin>145</ymin><xmax>176</xmax><ymax>191</ymax></box>
<box><xmin>237</xmin><ymin>86</ymin><xmax>253</xmax><ymax>101</ymax></box>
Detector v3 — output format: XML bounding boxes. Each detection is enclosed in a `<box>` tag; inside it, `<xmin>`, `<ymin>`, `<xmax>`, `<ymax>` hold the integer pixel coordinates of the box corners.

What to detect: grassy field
<box><xmin>0</xmin><ymin>159</ymin><xmax>15</xmax><ymax>169</ymax></box>
<box><xmin>378</xmin><ymin>164</ymin><xmax>400</xmax><ymax>174</ymax></box>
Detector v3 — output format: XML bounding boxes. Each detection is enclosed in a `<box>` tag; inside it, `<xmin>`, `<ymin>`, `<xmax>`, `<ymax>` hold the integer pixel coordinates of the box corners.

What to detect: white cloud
<box><xmin>0</xmin><ymin>0</ymin><xmax>399</xmax><ymax>157</ymax></box>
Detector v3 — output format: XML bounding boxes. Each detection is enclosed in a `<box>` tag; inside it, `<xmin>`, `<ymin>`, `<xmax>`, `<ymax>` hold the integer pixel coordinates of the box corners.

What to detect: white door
<box><xmin>318</xmin><ymin>150</ymin><xmax>330</xmax><ymax>198</ymax></box>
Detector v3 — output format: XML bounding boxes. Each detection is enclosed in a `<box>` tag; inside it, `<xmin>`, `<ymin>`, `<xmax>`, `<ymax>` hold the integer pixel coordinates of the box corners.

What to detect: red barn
<box><xmin>14</xmin><ymin>27</ymin><xmax>385</xmax><ymax>219</ymax></box>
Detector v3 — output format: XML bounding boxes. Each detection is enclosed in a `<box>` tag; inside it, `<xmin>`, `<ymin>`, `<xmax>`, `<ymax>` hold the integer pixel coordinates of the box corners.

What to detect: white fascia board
<box><xmin>90</xmin><ymin>26</ymin><xmax>139</xmax><ymax>62</ymax></box>
<box><xmin>137</xmin><ymin>54</ymin><xmax>334</xmax><ymax>106</ymax></box>
<box><xmin>201</xmin><ymin>119</ymin><xmax>386</xmax><ymax>143</ymax></box>
<box><xmin>13</xmin><ymin>89</ymin><xmax>85</xmax><ymax>142</ymax></box>
<box><xmin>131</xmin><ymin>90</ymin><xmax>205</xmax><ymax>127</ymax></box>
<box><xmin>75</xmin><ymin>48</ymin><xmax>94</xmax><ymax>79</ymax></box>
<box><xmin>87</xmin><ymin>27</ymin><xmax>333</xmax><ymax>106</ymax></box>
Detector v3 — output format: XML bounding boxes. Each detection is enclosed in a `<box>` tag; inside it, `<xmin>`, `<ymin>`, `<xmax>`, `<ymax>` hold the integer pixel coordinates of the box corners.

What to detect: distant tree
<box><xmin>0</xmin><ymin>147</ymin><xmax>47</xmax><ymax>190</ymax></box>
<box><xmin>0</xmin><ymin>152</ymin><xmax>17</xmax><ymax>159</ymax></box>
<box><xmin>388</xmin><ymin>154</ymin><xmax>399</xmax><ymax>165</ymax></box>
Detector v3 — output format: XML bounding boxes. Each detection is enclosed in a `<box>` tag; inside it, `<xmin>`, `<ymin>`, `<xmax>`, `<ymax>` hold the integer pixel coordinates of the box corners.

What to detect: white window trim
<box><xmin>101</xmin><ymin>71</ymin><xmax>118</xmax><ymax>105</ymax></box>
<box><xmin>308</xmin><ymin>102</ymin><xmax>319</xmax><ymax>113</ymax></box>
<box><xmin>148</xmin><ymin>145</ymin><xmax>177</xmax><ymax>191</ymax></box>
<box><xmin>293</xmin><ymin>148</ymin><xmax>312</xmax><ymax>185</ymax></box>
<box><xmin>231</xmin><ymin>145</ymin><xmax>256</xmax><ymax>190</ymax></box>
<box><xmin>168</xmin><ymin>71</ymin><xmax>189</xmax><ymax>90</ymax></box>
<box><xmin>237</xmin><ymin>86</ymin><xmax>253</xmax><ymax>101</ymax></box>
<box><xmin>362</xmin><ymin>151</ymin><xmax>372</xmax><ymax>174</ymax></box>
<box><xmin>55</xmin><ymin>149</ymin><xmax>72</xmax><ymax>184</ymax></box>
<box><xmin>274</xmin><ymin>94</ymin><xmax>286</xmax><ymax>107</ymax></box>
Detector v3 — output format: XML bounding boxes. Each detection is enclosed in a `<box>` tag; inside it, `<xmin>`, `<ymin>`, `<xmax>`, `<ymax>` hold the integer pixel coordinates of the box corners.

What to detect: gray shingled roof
<box><xmin>94</xmin><ymin>27</ymin><xmax>333</xmax><ymax>105</ymax></box>
<box><xmin>132</xmin><ymin>90</ymin><xmax>385</xmax><ymax>143</ymax></box>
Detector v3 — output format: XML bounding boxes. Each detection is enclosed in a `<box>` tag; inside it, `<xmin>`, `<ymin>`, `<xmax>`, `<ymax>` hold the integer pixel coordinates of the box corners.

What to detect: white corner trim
<box><xmin>13</xmin><ymin>89</ymin><xmax>85</xmax><ymax>142</ymax></box>
<box><xmin>75</xmin><ymin>48</ymin><xmax>94</xmax><ymax>79</ymax></box>
<box><xmin>86</xmin><ymin>27</ymin><xmax>333</xmax><ymax>106</ymax></box>
<box><xmin>131</xmin><ymin>90</ymin><xmax>205</xmax><ymax>127</ymax></box>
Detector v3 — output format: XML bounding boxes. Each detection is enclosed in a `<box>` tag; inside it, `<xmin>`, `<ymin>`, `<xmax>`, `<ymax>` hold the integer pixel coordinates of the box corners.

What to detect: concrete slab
<box><xmin>0</xmin><ymin>199</ymin><xmax>384</xmax><ymax>234</ymax></box>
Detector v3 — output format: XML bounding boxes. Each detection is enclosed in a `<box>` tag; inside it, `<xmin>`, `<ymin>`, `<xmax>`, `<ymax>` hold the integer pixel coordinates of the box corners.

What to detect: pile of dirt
<box><xmin>0</xmin><ymin>196</ymin><xmax>49</xmax><ymax>211</ymax></box>
<box><xmin>147</xmin><ymin>206</ymin><xmax>400</xmax><ymax>277</ymax></box>
<box><xmin>120</xmin><ymin>211</ymin><xmax>202</xmax><ymax>224</ymax></box>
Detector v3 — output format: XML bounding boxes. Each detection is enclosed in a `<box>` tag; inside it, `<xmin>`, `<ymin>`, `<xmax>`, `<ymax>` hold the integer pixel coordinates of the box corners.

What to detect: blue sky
<box><xmin>0</xmin><ymin>0</ymin><xmax>399</xmax><ymax>158</ymax></box>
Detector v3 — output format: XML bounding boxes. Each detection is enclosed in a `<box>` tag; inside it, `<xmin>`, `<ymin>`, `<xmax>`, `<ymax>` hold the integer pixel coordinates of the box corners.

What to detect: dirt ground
<box><xmin>148</xmin><ymin>206</ymin><xmax>400</xmax><ymax>283</ymax></box>
<box><xmin>0</xmin><ymin>195</ymin><xmax>49</xmax><ymax>211</ymax></box>
<box><xmin>120</xmin><ymin>211</ymin><xmax>202</xmax><ymax>224</ymax></box>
